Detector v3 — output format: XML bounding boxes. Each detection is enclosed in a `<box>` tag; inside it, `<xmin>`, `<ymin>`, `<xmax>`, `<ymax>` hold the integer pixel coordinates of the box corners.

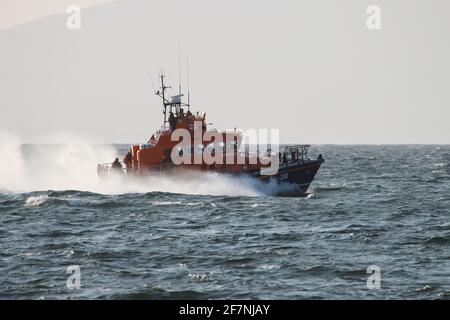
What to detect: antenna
<box><xmin>160</xmin><ymin>74</ymin><xmax>168</xmax><ymax>125</ymax></box>
<box><xmin>178</xmin><ymin>47</ymin><xmax>182</xmax><ymax>96</ymax></box>
<box><xmin>186</xmin><ymin>56</ymin><xmax>190</xmax><ymax>110</ymax></box>
<box><xmin>147</xmin><ymin>72</ymin><xmax>157</xmax><ymax>95</ymax></box>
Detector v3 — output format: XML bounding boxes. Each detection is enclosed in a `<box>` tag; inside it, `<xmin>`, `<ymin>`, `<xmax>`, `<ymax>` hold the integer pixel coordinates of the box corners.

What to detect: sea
<box><xmin>0</xmin><ymin>144</ymin><xmax>449</xmax><ymax>299</ymax></box>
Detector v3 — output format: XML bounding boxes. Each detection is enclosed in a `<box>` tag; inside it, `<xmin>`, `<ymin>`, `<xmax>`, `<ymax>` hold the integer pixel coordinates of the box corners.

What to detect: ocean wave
<box><xmin>63</xmin><ymin>198</ymin><xmax>127</xmax><ymax>209</ymax></box>
<box><xmin>0</xmin><ymin>198</ymin><xmax>21</xmax><ymax>207</ymax></box>
<box><xmin>223</xmin><ymin>257</ymin><xmax>255</xmax><ymax>266</ymax></box>
<box><xmin>335</xmin><ymin>268</ymin><xmax>370</xmax><ymax>280</ymax></box>
<box><xmin>314</xmin><ymin>184</ymin><xmax>346</xmax><ymax>192</ymax></box>
<box><xmin>415</xmin><ymin>285</ymin><xmax>435</xmax><ymax>293</ymax></box>
<box><xmin>105</xmin><ymin>288</ymin><xmax>208</xmax><ymax>300</ymax></box>
<box><xmin>423</xmin><ymin>176</ymin><xmax>448</xmax><ymax>183</ymax></box>
<box><xmin>352</xmin><ymin>156</ymin><xmax>377</xmax><ymax>161</ymax></box>
<box><xmin>186</xmin><ymin>202</ymin><xmax>205</xmax><ymax>206</ymax></box>
<box><xmin>258</xmin><ymin>264</ymin><xmax>281</xmax><ymax>271</ymax></box>
<box><xmin>44</xmin><ymin>230</ymin><xmax>84</xmax><ymax>238</ymax></box>
<box><xmin>148</xmin><ymin>199</ymin><xmax>205</xmax><ymax>207</ymax></box>
<box><xmin>250</xmin><ymin>203</ymin><xmax>270</xmax><ymax>208</ymax></box>
<box><xmin>424</xmin><ymin>235</ymin><xmax>450</xmax><ymax>246</ymax></box>
<box><xmin>46</xmin><ymin>190</ymin><xmax>103</xmax><ymax>197</ymax></box>
<box><xmin>151</xmin><ymin>201</ymin><xmax>183</xmax><ymax>206</ymax></box>
<box><xmin>188</xmin><ymin>273</ymin><xmax>212</xmax><ymax>282</ymax></box>
<box><xmin>299</xmin><ymin>265</ymin><xmax>333</xmax><ymax>275</ymax></box>
<box><xmin>3</xmin><ymin>144</ymin><xmax>450</xmax><ymax>299</ymax></box>
<box><xmin>434</xmin><ymin>222</ymin><xmax>450</xmax><ymax>230</ymax></box>
<box><xmin>24</xmin><ymin>195</ymin><xmax>49</xmax><ymax>207</ymax></box>
<box><xmin>23</xmin><ymin>193</ymin><xmax>127</xmax><ymax>209</ymax></box>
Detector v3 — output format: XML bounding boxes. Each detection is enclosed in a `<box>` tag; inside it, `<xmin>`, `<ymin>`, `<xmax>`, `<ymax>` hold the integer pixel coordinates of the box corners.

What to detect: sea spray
<box><xmin>0</xmin><ymin>132</ymin><xmax>116</xmax><ymax>193</ymax></box>
<box><xmin>0</xmin><ymin>132</ymin><xmax>292</xmax><ymax>196</ymax></box>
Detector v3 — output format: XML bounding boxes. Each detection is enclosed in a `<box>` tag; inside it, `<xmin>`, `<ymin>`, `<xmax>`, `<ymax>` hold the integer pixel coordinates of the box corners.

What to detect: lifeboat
<box><xmin>97</xmin><ymin>74</ymin><xmax>324</xmax><ymax>196</ymax></box>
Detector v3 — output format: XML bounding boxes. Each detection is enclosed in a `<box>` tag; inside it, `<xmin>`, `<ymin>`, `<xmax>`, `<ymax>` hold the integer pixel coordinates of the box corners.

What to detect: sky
<box><xmin>0</xmin><ymin>0</ymin><xmax>115</xmax><ymax>30</ymax></box>
<box><xmin>0</xmin><ymin>0</ymin><xmax>449</xmax><ymax>144</ymax></box>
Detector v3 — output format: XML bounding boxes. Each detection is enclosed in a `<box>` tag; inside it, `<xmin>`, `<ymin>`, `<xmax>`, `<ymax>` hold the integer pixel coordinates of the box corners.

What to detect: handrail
<box><xmin>278</xmin><ymin>145</ymin><xmax>310</xmax><ymax>164</ymax></box>
<box><xmin>97</xmin><ymin>160</ymin><xmax>174</xmax><ymax>176</ymax></box>
<box><xmin>97</xmin><ymin>144</ymin><xmax>314</xmax><ymax>177</ymax></box>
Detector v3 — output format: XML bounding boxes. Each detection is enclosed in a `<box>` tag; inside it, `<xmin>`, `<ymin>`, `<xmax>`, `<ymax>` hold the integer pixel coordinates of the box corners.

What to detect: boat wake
<box><xmin>0</xmin><ymin>132</ymin><xmax>294</xmax><ymax>197</ymax></box>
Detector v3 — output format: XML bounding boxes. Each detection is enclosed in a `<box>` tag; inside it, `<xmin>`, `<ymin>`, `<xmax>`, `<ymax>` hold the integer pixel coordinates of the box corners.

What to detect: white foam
<box><xmin>151</xmin><ymin>201</ymin><xmax>183</xmax><ymax>206</ymax></box>
<box><xmin>188</xmin><ymin>273</ymin><xmax>211</xmax><ymax>281</ymax></box>
<box><xmin>24</xmin><ymin>195</ymin><xmax>48</xmax><ymax>207</ymax></box>
<box><xmin>258</xmin><ymin>264</ymin><xmax>280</xmax><ymax>270</ymax></box>
<box><xmin>0</xmin><ymin>131</ymin><xmax>298</xmax><ymax>197</ymax></box>
<box><xmin>433</xmin><ymin>163</ymin><xmax>446</xmax><ymax>167</ymax></box>
<box><xmin>186</xmin><ymin>202</ymin><xmax>204</xmax><ymax>206</ymax></box>
<box><xmin>0</xmin><ymin>131</ymin><xmax>116</xmax><ymax>193</ymax></box>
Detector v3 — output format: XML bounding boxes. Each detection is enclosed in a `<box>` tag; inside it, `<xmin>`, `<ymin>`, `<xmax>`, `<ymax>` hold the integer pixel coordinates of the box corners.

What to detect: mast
<box><xmin>155</xmin><ymin>71</ymin><xmax>189</xmax><ymax>126</ymax></box>
<box><xmin>161</xmin><ymin>74</ymin><xmax>166</xmax><ymax>124</ymax></box>
<box><xmin>158</xmin><ymin>74</ymin><xmax>170</xmax><ymax>125</ymax></box>
<box><xmin>186</xmin><ymin>57</ymin><xmax>190</xmax><ymax>111</ymax></box>
<box><xmin>178</xmin><ymin>47</ymin><xmax>182</xmax><ymax>96</ymax></box>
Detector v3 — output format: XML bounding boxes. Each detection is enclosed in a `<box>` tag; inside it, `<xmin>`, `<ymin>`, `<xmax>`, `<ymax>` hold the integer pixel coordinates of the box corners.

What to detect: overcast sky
<box><xmin>0</xmin><ymin>0</ymin><xmax>115</xmax><ymax>30</ymax></box>
<box><xmin>0</xmin><ymin>0</ymin><xmax>449</xmax><ymax>144</ymax></box>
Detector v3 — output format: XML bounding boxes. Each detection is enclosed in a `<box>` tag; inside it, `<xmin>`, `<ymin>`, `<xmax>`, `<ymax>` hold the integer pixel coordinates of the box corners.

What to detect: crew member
<box><xmin>169</xmin><ymin>112</ymin><xmax>177</xmax><ymax>131</ymax></box>
<box><xmin>111</xmin><ymin>158</ymin><xmax>123</xmax><ymax>173</ymax></box>
<box><xmin>123</xmin><ymin>151</ymin><xmax>133</xmax><ymax>174</ymax></box>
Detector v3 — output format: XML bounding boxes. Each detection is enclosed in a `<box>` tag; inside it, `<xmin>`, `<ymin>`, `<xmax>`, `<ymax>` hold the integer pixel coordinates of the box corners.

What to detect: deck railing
<box><xmin>97</xmin><ymin>145</ymin><xmax>317</xmax><ymax>177</ymax></box>
<box><xmin>278</xmin><ymin>145</ymin><xmax>311</xmax><ymax>165</ymax></box>
<box><xmin>97</xmin><ymin>161</ymin><xmax>175</xmax><ymax>177</ymax></box>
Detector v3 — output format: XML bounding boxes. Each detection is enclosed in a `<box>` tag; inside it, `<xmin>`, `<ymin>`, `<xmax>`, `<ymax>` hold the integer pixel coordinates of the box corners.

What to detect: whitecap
<box><xmin>433</xmin><ymin>163</ymin><xmax>446</xmax><ymax>167</ymax></box>
<box><xmin>24</xmin><ymin>195</ymin><xmax>48</xmax><ymax>207</ymax></box>
<box><xmin>250</xmin><ymin>203</ymin><xmax>269</xmax><ymax>208</ymax></box>
<box><xmin>151</xmin><ymin>201</ymin><xmax>182</xmax><ymax>206</ymax></box>
<box><xmin>188</xmin><ymin>273</ymin><xmax>211</xmax><ymax>281</ymax></box>
<box><xmin>258</xmin><ymin>264</ymin><xmax>280</xmax><ymax>270</ymax></box>
<box><xmin>186</xmin><ymin>202</ymin><xmax>204</xmax><ymax>206</ymax></box>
